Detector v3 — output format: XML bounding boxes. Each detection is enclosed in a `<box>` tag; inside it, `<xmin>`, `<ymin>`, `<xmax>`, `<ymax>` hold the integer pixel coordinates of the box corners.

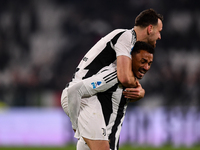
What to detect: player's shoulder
<box><xmin>107</xmin><ymin>29</ymin><xmax>133</xmax><ymax>40</ymax></box>
<box><xmin>111</xmin><ymin>28</ymin><xmax>132</xmax><ymax>34</ymax></box>
<box><xmin>102</xmin><ymin>28</ymin><xmax>133</xmax><ymax>43</ymax></box>
<box><xmin>115</xmin><ymin>28</ymin><xmax>133</xmax><ymax>40</ymax></box>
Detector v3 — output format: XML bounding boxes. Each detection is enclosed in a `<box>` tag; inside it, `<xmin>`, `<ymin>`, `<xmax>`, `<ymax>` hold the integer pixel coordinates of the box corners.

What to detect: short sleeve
<box><xmin>114</xmin><ymin>30</ymin><xmax>133</xmax><ymax>59</ymax></box>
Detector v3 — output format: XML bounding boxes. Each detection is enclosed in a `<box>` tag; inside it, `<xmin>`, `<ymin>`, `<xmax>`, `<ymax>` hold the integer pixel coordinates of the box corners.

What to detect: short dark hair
<box><xmin>131</xmin><ymin>41</ymin><xmax>155</xmax><ymax>55</ymax></box>
<box><xmin>135</xmin><ymin>8</ymin><xmax>163</xmax><ymax>27</ymax></box>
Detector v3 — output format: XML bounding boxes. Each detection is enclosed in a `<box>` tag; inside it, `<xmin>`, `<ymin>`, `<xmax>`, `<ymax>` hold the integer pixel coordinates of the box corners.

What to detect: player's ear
<box><xmin>147</xmin><ymin>25</ymin><xmax>153</xmax><ymax>35</ymax></box>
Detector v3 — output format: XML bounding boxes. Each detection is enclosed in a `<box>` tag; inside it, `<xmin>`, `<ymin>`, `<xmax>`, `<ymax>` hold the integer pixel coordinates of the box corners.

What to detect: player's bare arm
<box><xmin>117</xmin><ymin>55</ymin><xmax>144</xmax><ymax>101</ymax></box>
<box><xmin>123</xmin><ymin>80</ymin><xmax>145</xmax><ymax>101</ymax></box>
<box><xmin>120</xmin><ymin>41</ymin><xmax>154</xmax><ymax>101</ymax></box>
<box><xmin>117</xmin><ymin>55</ymin><xmax>137</xmax><ymax>88</ymax></box>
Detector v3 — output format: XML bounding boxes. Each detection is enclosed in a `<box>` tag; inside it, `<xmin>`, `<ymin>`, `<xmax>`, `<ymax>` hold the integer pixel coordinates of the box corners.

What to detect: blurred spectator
<box><xmin>0</xmin><ymin>0</ymin><xmax>199</xmax><ymax>110</ymax></box>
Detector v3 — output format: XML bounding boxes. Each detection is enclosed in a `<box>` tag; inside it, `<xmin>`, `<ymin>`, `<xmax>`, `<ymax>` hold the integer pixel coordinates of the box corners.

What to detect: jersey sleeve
<box><xmin>114</xmin><ymin>31</ymin><xmax>133</xmax><ymax>59</ymax></box>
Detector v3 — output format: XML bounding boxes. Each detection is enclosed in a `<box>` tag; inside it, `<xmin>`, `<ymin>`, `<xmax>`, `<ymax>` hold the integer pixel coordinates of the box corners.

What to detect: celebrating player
<box><xmin>61</xmin><ymin>8</ymin><xmax>163</xmax><ymax>150</ymax></box>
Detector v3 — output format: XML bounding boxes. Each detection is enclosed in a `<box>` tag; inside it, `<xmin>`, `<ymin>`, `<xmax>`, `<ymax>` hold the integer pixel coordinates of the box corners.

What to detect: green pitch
<box><xmin>0</xmin><ymin>144</ymin><xmax>200</xmax><ymax>150</ymax></box>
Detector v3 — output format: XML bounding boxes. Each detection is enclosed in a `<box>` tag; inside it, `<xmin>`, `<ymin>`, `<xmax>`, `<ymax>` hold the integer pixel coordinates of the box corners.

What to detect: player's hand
<box><xmin>123</xmin><ymin>81</ymin><xmax>145</xmax><ymax>102</ymax></box>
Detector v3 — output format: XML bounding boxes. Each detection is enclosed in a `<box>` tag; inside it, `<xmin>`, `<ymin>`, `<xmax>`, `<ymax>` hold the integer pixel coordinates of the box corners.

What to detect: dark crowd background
<box><xmin>0</xmin><ymin>0</ymin><xmax>200</xmax><ymax>109</ymax></box>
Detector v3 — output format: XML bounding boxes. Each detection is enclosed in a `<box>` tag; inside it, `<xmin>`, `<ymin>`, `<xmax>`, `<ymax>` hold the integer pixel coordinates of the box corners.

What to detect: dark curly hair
<box><xmin>131</xmin><ymin>41</ymin><xmax>155</xmax><ymax>55</ymax></box>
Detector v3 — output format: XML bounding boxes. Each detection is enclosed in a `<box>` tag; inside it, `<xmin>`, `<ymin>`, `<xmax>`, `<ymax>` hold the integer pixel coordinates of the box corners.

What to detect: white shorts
<box><xmin>75</xmin><ymin>95</ymin><xmax>108</xmax><ymax>141</ymax></box>
<box><xmin>77</xmin><ymin>137</ymin><xmax>90</xmax><ymax>150</ymax></box>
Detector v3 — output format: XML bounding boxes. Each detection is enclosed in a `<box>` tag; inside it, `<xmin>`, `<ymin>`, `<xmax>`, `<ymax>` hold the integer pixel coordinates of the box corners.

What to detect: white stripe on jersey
<box><xmin>97</xmin><ymin>84</ymin><xmax>128</xmax><ymax>150</ymax></box>
<box><xmin>69</xmin><ymin>29</ymin><xmax>136</xmax><ymax>87</ymax></box>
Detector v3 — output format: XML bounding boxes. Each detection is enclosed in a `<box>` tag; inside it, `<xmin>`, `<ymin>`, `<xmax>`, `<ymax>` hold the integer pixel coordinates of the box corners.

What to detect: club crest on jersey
<box><xmin>102</xmin><ymin>128</ymin><xmax>106</xmax><ymax>136</ymax></box>
<box><xmin>91</xmin><ymin>81</ymin><xmax>102</xmax><ymax>89</ymax></box>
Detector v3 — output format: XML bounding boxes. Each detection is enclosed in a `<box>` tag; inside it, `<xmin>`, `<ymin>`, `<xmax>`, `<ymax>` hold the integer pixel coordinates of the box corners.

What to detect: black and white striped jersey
<box><xmin>68</xmin><ymin>28</ymin><xmax>137</xmax><ymax>88</ymax></box>
<box><xmin>66</xmin><ymin>28</ymin><xmax>136</xmax><ymax>149</ymax></box>
<box><xmin>97</xmin><ymin>83</ymin><xmax>127</xmax><ymax>150</ymax></box>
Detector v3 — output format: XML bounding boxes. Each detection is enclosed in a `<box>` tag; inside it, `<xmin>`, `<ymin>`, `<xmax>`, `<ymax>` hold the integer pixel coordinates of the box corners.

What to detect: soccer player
<box><xmin>61</xmin><ymin>8</ymin><xmax>163</xmax><ymax>150</ymax></box>
<box><xmin>63</xmin><ymin>41</ymin><xmax>154</xmax><ymax>150</ymax></box>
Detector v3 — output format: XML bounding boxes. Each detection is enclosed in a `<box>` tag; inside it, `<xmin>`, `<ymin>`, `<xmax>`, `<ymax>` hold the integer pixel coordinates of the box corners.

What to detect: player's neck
<box><xmin>133</xmin><ymin>26</ymin><xmax>148</xmax><ymax>43</ymax></box>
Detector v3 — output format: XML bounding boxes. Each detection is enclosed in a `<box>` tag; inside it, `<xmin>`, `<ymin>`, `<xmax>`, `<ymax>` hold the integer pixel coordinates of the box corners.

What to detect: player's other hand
<box><xmin>123</xmin><ymin>80</ymin><xmax>145</xmax><ymax>102</ymax></box>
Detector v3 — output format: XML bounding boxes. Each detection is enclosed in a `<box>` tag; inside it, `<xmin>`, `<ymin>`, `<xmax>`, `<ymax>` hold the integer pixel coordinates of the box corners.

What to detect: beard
<box><xmin>148</xmin><ymin>41</ymin><xmax>156</xmax><ymax>48</ymax></box>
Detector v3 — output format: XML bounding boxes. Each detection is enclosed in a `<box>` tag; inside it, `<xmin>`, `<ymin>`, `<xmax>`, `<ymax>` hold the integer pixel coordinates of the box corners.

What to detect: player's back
<box><xmin>70</xmin><ymin>29</ymin><xmax>127</xmax><ymax>86</ymax></box>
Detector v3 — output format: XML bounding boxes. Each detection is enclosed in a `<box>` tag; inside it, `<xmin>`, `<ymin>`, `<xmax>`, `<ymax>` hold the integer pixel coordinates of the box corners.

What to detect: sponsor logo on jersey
<box><xmin>91</xmin><ymin>81</ymin><xmax>102</xmax><ymax>89</ymax></box>
<box><xmin>82</xmin><ymin>57</ymin><xmax>88</xmax><ymax>62</ymax></box>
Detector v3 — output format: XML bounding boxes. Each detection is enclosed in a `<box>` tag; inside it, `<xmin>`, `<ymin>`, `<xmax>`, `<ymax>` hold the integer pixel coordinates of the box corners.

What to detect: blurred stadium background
<box><xmin>0</xmin><ymin>0</ymin><xmax>200</xmax><ymax>149</ymax></box>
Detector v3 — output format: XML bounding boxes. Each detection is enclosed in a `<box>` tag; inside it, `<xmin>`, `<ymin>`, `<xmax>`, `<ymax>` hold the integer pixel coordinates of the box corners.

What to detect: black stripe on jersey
<box><xmin>83</xmin><ymin>42</ymin><xmax>116</xmax><ymax>79</ymax></box>
<box><xmin>109</xmin><ymin>93</ymin><xmax>127</xmax><ymax>150</ymax></box>
<box><xmin>103</xmin><ymin>71</ymin><xmax>117</xmax><ymax>83</ymax></box>
<box><xmin>106</xmin><ymin>76</ymin><xmax>117</xmax><ymax>83</ymax></box>
<box><xmin>83</xmin><ymin>31</ymin><xmax>125</xmax><ymax>79</ymax></box>
<box><xmin>97</xmin><ymin>83</ymin><xmax>119</xmax><ymax>125</ymax></box>
<box><xmin>103</xmin><ymin>70</ymin><xmax>117</xmax><ymax>80</ymax></box>
<box><xmin>105</xmin><ymin>75</ymin><xmax>117</xmax><ymax>83</ymax></box>
<box><xmin>111</xmin><ymin>31</ymin><xmax>125</xmax><ymax>45</ymax></box>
